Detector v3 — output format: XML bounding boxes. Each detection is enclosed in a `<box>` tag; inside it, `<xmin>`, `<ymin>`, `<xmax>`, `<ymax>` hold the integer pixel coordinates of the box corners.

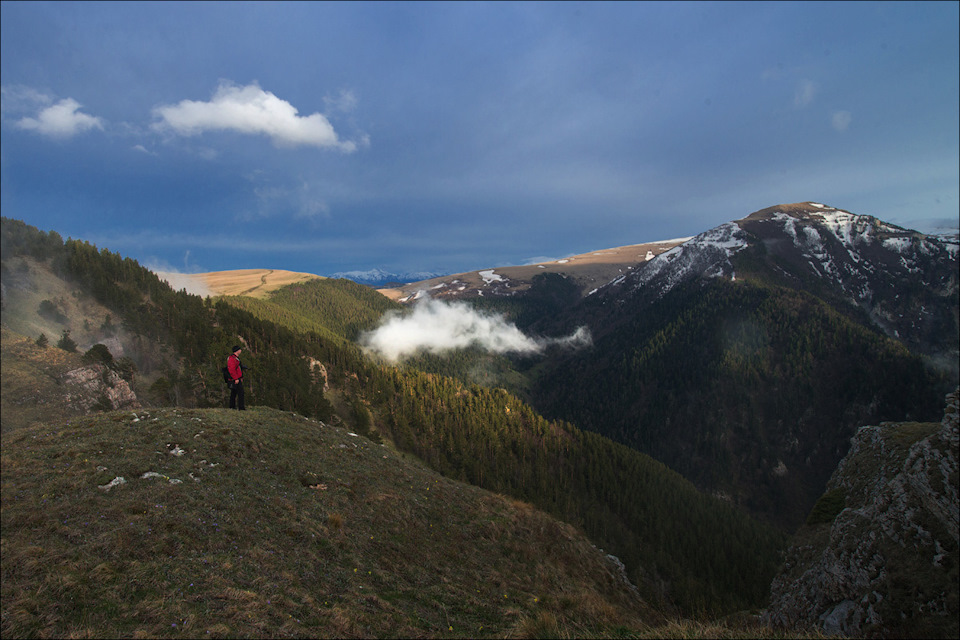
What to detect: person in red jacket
<box><xmin>227</xmin><ymin>345</ymin><xmax>246</xmax><ymax>410</ymax></box>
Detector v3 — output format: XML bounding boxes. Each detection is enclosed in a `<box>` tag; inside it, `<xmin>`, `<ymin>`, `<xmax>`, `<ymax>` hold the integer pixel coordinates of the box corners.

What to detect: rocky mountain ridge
<box><xmin>764</xmin><ymin>388</ymin><xmax>959</xmax><ymax>638</ymax></box>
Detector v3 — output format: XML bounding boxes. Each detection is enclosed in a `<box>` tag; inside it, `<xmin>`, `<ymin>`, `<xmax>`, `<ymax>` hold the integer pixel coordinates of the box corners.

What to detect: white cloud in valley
<box><xmin>360</xmin><ymin>298</ymin><xmax>591</xmax><ymax>362</ymax></box>
<box><xmin>152</xmin><ymin>81</ymin><xmax>357</xmax><ymax>151</ymax></box>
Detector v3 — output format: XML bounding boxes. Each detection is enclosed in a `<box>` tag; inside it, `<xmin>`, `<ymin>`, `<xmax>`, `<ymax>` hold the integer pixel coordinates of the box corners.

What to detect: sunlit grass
<box><xmin>3</xmin><ymin>406</ymin><xmax>671</xmax><ymax>638</ymax></box>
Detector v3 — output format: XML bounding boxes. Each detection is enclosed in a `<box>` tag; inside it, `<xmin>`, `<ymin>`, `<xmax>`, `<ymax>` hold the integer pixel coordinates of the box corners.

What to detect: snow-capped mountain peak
<box><xmin>609</xmin><ymin>202</ymin><xmax>957</xmax><ymax>360</ymax></box>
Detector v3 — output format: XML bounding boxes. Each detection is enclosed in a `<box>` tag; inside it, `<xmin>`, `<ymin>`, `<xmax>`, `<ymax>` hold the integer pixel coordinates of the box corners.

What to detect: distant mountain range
<box><xmin>330</xmin><ymin>267</ymin><xmax>447</xmax><ymax>287</ymax></box>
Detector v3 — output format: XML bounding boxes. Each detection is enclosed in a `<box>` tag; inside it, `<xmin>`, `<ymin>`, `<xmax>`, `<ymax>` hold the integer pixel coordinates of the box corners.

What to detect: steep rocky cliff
<box><xmin>764</xmin><ymin>389</ymin><xmax>959</xmax><ymax>637</ymax></box>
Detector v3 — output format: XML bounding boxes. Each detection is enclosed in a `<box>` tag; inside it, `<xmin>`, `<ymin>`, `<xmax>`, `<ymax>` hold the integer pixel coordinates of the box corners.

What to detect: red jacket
<box><xmin>227</xmin><ymin>353</ymin><xmax>243</xmax><ymax>382</ymax></box>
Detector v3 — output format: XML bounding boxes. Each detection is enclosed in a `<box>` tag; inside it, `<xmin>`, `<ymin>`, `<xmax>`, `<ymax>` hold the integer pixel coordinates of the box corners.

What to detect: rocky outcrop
<box><xmin>62</xmin><ymin>363</ymin><xmax>140</xmax><ymax>412</ymax></box>
<box><xmin>764</xmin><ymin>389</ymin><xmax>959</xmax><ymax>637</ymax></box>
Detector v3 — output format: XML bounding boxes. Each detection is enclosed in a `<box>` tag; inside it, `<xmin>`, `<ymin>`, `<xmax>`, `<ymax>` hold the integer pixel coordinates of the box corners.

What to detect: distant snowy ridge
<box><xmin>331</xmin><ymin>268</ymin><xmax>446</xmax><ymax>286</ymax></box>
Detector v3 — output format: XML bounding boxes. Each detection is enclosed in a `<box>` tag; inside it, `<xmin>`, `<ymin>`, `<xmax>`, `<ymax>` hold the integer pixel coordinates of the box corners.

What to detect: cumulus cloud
<box><xmin>152</xmin><ymin>81</ymin><xmax>357</xmax><ymax>151</ymax></box>
<box><xmin>360</xmin><ymin>297</ymin><xmax>591</xmax><ymax>363</ymax></box>
<box><xmin>15</xmin><ymin>97</ymin><xmax>104</xmax><ymax>138</ymax></box>
<box><xmin>831</xmin><ymin>110</ymin><xmax>852</xmax><ymax>132</ymax></box>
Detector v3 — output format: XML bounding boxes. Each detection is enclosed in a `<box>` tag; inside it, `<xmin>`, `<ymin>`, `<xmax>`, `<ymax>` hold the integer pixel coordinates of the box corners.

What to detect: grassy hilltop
<box><xmin>2</xmin><ymin>406</ymin><xmax>662</xmax><ymax>639</ymax></box>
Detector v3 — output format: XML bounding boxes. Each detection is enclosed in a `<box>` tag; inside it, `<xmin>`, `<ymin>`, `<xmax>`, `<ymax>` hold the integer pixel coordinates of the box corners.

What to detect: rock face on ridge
<box><xmin>764</xmin><ymin>388</ymin><xmax>959</xmax><ymax>638</ymax></box>
<box><xmin>62</xmin><ymin>363</ymin><xmax>140</xmax><ymax>412</ymax></box>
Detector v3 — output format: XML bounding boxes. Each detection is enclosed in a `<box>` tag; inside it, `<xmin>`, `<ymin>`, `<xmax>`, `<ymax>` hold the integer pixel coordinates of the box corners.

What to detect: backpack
<box><xmin>222</xmin><ymin>366</ymin><xmax>232</xmax><ymax>385</ymax></box>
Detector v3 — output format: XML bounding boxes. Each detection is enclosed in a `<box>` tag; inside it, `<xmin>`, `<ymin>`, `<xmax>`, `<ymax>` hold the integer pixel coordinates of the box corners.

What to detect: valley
<box><xmin>2</xmin><ymin>204</ymin><xmax>957</xmax><ymax>638</ymax></box>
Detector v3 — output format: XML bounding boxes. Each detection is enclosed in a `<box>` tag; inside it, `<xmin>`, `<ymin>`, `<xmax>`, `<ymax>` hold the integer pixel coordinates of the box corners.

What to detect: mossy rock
<box><xmin>806</xmin><ymin>487</ymin><xmax>846</xmax><ymax>525</ymax></box>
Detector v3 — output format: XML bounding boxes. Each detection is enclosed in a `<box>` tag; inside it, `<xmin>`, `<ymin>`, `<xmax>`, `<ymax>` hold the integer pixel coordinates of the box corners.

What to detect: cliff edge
<box><xmin>765</xmin><ymin>388</ymin><xmax>959</xmax><ymax>637</ymax></box>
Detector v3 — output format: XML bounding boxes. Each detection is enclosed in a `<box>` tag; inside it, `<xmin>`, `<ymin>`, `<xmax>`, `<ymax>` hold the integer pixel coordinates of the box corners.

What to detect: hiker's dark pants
<box><xmin>230</xmin><ymin>380</ymin><xmax>245</xmax><ymax>410</ymax></box>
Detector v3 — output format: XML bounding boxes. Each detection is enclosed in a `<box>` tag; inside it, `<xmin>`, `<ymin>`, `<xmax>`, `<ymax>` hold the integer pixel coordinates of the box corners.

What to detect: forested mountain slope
<box><xmin>525</xmin><ymin>203</ymin><xmax>958</xmax><ymax>531</ymax></box>
<box><xmin>532</xmin><ymin>277</ymin><xmax>949</xmax><ymax>530</ymax></box>
<box><xmin>218</xmin><ymin>276</ymin><xmax>401</xmax><ymax>347</ymax></box>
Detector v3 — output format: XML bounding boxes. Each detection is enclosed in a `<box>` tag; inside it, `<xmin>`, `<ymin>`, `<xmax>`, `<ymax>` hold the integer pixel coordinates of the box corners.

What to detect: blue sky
<box><xmin>2</xmin><ymin>1</ymin><xmax>957</xmax><ymax>278</ymax></box>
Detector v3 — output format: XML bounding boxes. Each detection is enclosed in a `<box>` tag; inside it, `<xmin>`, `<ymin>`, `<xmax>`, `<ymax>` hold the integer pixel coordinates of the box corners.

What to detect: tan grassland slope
<box><xmin>159</xmin><ymin>269</ymin><xmax>323</xmax><ymax>299</ymax></box>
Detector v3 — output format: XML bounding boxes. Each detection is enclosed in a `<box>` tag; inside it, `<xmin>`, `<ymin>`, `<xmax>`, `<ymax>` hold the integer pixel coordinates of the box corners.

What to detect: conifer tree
<box><xmin>56</xmin><ymin>329</ymin><xmax>77</xmax><ymax>353</ymax></box>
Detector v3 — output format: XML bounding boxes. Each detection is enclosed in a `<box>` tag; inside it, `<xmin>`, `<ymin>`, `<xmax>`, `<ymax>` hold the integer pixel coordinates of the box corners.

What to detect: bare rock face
<box><xmin>764</xmin><ymin>389</ymin><xmax>959</xmax><ymax>638</ymax></box>
<box><xmin>62</xmin><ymin>364</ymin><xmax>140</xmax><ymax>411</ymax></box>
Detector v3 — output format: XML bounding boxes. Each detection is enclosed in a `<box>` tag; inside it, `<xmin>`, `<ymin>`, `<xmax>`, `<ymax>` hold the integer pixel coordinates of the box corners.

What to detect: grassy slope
<box><xmin>178</xmin><ymin>269</ymin><xmax>323</xmax><ymax>299</ymax></box>
<box><xmin>1</xmin><ymin>327</ymin><xmax>87</xmax><ymax>435</ymax></box>
<box><xmin>1</xmin><ymin>406</ymin><xmax>665</xmax><ymax>639</ymax></box>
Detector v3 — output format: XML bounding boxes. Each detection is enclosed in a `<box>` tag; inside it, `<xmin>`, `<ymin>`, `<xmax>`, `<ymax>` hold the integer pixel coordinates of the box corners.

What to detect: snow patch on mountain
<box><xmin>784</xmin><ymin>206</ymin><xmax>949</xmax><ymax>299</ymax></box>
<box><xmin>629</xmin><ymin>222</ymin><xmax>749</xmax><ymax>297</ymax></box>
<box><xmin>478</xmin><ymin>269</ymin><xmax>505</xmax><ymax>284</ymax></box>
